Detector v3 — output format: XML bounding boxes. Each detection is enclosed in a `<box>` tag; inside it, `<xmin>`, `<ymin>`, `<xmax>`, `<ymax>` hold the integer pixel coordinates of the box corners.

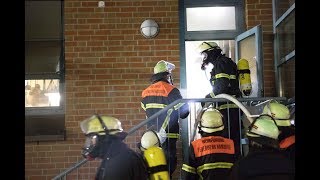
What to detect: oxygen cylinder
<box><xmin>144</xmin><ymin>146</ymin><xmax>170</xmax><ymax>180</ymax></box>
<box><xmin>237</xmin><ymin>58</ymin><xmax>252</xmax><ymax>96</ymax></box>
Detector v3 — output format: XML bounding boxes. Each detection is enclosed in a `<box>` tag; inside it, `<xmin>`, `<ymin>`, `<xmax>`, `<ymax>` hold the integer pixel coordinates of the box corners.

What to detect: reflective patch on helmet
<box><xmin>290</xmin><ymin>119</ymin><xmax>295</xmax><ymax>125</ymax></box>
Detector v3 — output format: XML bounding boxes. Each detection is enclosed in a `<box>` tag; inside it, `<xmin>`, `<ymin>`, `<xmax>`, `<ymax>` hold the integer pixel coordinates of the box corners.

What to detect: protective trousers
<box><xmin>162</xmin><ymin>138</ymin><xmax>177</xmax><ymax>179</ymax></box>
<box><xmin>220</xmin><ymin>108</ymin><xmax>243</xmax><ymax>158</ymax></box>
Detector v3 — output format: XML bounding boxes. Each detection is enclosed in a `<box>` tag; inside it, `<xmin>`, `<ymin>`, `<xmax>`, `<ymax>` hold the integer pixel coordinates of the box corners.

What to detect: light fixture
<box><xmin>140</xmin><ymin>19</ymin><xmax>159</xmax><ymax>38</ymax></box>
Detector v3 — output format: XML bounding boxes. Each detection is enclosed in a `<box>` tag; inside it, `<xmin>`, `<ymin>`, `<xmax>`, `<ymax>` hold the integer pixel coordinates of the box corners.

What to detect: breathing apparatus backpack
<box><xmin>143</xmin><ymin>146</ymin><xmax>170</xmax><ymax>180</ymax></box>
<box><xmin>237</xmin><ymin>58</ymin><xmax>252</xmax><ymax>96</ymax></box>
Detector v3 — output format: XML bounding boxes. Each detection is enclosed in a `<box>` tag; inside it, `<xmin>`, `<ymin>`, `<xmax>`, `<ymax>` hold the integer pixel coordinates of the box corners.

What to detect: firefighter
<box><xmin>182</xmin><ymin>108</ymin><xmax>237</xmax><ymax>180</ymax></box>
<box><xmin>228</xmin><ymin>114</ymin><xmax>295</xmax><ymax>180</ymax></box>
<box><xmin>80</xmin><ymin>114</ymin><xmax>148</xmax><ymax>180</ymax></box>
<box><xmin>262</xmin><ymin>100</ymin><xmax>295</xmax><ymax>163</ymax></box>
<box><xmin>138</xmin><ymin>130</ymin><xmax>170</xmax><ymax>180</ymax></box>
<box><xmin>197</xmin><ymin>42</ymin><xmax>243</xmax><ymax>157</ymax></box>
<box><xmin>141</xmin><ymin>60</ymin><xmax>190</xmax><ymax>178</ymax></box>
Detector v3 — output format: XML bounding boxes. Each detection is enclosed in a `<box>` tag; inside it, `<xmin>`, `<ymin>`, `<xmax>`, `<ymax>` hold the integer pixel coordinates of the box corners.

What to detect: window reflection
<box><xmin>274</xmin><ymin>0</ymin><xmax>295</xmax><ymax>20</ymax></box>
<box><xmin>25</xmin><ymin>79</ymin><xmax>60</xmax><ymax>107</ymax></box>
<box><xmin>275</xmin><ymin>11</ymin><xmax>295</xmax><ymax>59</ymax></box>
<box><xmin>279</xmin><ymin>58</ymin><xmax>295</xmax><ymax>98</ymax></box>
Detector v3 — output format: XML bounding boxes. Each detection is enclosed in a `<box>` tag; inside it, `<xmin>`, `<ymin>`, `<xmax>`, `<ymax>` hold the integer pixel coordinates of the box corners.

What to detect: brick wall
<box><xmin>25</xmin><ymin>0</ymin><xmax>181</xmax><ymax>179</ymax></box>
<box><xmin>25</xmin><ymin>0</ymin><xmax>277</xmax><ymax>179</ymax></box>
<box><xmin>246</xmin><ymin>0</ymin><xmax>276</xmax><ymax>96</ymax></box>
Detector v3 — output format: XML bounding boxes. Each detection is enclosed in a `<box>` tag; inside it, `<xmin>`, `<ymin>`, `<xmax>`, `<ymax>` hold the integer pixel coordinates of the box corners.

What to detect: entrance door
<box><xmin>235</xmin><ymin>25</ymin><xmax>263</xmax><ymax>97</ymax></box>
<box><xmin>184</xmin><ymin>25</ymin><xmax>263</xmax><ymax>98</ymax></box>
<box><xmin>182</xmin><ymin>25</ymin><xmax>263</xmax><ymax>161</ymax></box>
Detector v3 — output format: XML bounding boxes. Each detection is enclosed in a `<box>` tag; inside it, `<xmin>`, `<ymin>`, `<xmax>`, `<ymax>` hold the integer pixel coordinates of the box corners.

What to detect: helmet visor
<box><xmin>201</xmin><ymin>51</ymin><xmax>208</xmax><ymax>61</ymax></box>
<box><xmin>84</xmin><ymin>134</ymin><xmax>98</xmax><ymax>148</ymax></box>
<box><xmin>82</xmin><ymin>134</ymin><xmax>100</xmax><ymax>159</ymax></box>
<box><xmin>154</xmin><ymin>60</ymin><xmax>175</xmax><ymax>74</ymax></box>
<box><xmin>165</xmin><ymin>61</ymin><xmax>175</xmax><ymax>73</ymax></box>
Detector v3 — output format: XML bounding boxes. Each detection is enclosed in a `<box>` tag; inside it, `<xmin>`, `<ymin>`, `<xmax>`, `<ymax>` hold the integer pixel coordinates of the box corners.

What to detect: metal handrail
<box><xmin>51</xmin><ymin>96</ymin><xmax>287</xmax><ymax>180</ymax></box>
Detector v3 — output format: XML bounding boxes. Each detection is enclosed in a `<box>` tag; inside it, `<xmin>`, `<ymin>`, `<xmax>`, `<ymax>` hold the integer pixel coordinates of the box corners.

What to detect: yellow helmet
<box><xmin>140</xmin><ymin>130</ymin><xmax>161</xmax><ymax>151</ymax></box>
<box><xmin>262</xmin><ymin>100</ymin><xmax>291</xmax><ymax>127</ymax></box>
<box><xmin>199</xmin><ymin>108</ymin><xmax>224</xmax><ymax>133</ymax></box>
<box><xmin>197</xmin><ymin>41</ymin><xmax>221</xmax><ymax>53</ymax></box>
<box><xmin>247</xmin><ymin>115</ymin><xmax>280</xmax><ymax>140</ymax></box>
<box><xmin>154</xmin><ymin>60</ymin><xmax>175</xmax><ymax>74</ymax></box>
<box><xmin>80</xmin><ymin>115</ymin><xmax>123</xmax><ymax>135</ymax></box>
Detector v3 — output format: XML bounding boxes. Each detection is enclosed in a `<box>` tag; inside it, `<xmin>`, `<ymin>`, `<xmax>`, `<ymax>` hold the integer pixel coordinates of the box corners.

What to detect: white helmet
<box><xmin>247</xmin><ymin>114</ymin><xmax>280</xmax><ymax>148</ymax></box>
<box><xmin>140</xmin><ymin>130</ymin><xmax>161</xmax><ymax>151</ymax></box>
<box><xmin>80</xmin><ymin>115</ymin><xmax>123</xmax><ymax>135</ymax></box>
<box><xmin>153</xmin><ymin>60</ymin><xmax>175</xmax><ymax>74</ymax></box>
<box><xmin>247</xmin><ymin>115</ymin><xmax>280</xmax><ymax>140</ymax></box>
<box><xmin>197</xmin><ymin>41</ymin><xmax>221</xmax><ymax>53</ymax></box>
<box><xmin>199</xmin><ymin>108</ymin><xmax>224</xmax><ymax>133</ymax></box>
<box><xmin>262</xmin><ymin>100</ymin><xmax>291</xmax><ymax>127</ymax></box>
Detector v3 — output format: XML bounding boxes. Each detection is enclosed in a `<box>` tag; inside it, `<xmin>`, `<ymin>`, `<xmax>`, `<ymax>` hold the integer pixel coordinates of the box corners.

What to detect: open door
<box><xmin>235</xmin><ymin>25</ymin><xmax>263</xmax><ymax>97</ymax></box>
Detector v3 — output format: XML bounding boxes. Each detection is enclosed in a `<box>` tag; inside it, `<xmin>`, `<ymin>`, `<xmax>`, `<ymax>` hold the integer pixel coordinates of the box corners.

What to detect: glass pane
<box><xmin>186</xmin><ymin>7</ymin><xmax>236</xmax><ymax>31</ymax></box>
<box><xmin>238</xmin><ymin>35</ymin><xmax>259</xmax><ymax>97</ymax></box>
<box><xmin>25</xmin><ymin>79</ymin><xmax>60</xmax><ymax>107</ymax></box>
<box><xmin>274</xmin><ymin>0</ymin><xmax>295</xmax><ymax>20</ymax></box>
<box><xmin>279</xmin><ymin>58</ymin><xmax>295</xmax><ymax>98</ymax></box>
<box><xmin>25</xmin><ymin>1</ymin><xmax>62</xmax><ymax>40</ymax></box>
<box><xmin>275</xmin><ymin>11</ymin><xmax>295</xmax><ymax>61</ymax></box>
<box><xmin>25</xmin><ymin>41</ymin><xmax>61</xmax><ymax>74</ymax></box>
<box><xmin>185</xmin><ymin>40</ymin><xmax>235</xmax><ymax>98</ymax></box>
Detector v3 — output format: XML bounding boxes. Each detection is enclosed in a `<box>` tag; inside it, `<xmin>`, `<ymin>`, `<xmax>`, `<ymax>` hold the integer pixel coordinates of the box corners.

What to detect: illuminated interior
<box><xmin>25</xmin><ymin>79</ymin><xmax>60</xmax><ymax>107</ymax></box>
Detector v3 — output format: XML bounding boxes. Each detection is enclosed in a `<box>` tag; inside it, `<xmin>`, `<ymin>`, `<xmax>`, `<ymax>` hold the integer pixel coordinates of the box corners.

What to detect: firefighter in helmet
<box><xmin>182</xmin><ymin>108</ymin><xmax>237</xmax><ymax>180</ymax></box>
<box><xmin>197</xmin><ymin>42</ymin><xmax>243</xmax><ymax>157</ymax></box>
<box><xmin>197</xmin><ymin>42</ymin><xmax>242</xmax><ymax>98</ymax></box>
<box><xmin>141</xmin><ymin>60</ymin><xmax>190</xmax><ymax>177</ymax></box>
<box><xmin>262</xmin><ymin>100</ymin><xmax>295</xmax><ymax>163</ymax></box>
<box><xmin>228</xmin><ymin>114</ymin><xmax>295</xmax><ymax>179</ymax></box>
<box><xmin>138</xmin><ymin>130</ymin><xmax>170</xmax><ymax>180</ymax></box>
<box><xmin>80</xmin><ymin>114</ymin><xmax>148</xmax><ymax>180</ymax></box>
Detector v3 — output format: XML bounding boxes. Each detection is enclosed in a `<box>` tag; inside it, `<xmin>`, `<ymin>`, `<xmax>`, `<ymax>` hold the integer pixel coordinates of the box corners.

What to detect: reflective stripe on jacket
<box><xmin>141</xmin><ymin>81</ymin><xmax>189</xmax><ymax>135</ymax></box>
<box><xmin>279</xmin><ymin>135</ymin><xmax>295</xmax><ymax>149</ymax></box>
<box><xmin>182</xmin><ymin>136</ymin><xmax>237</xmax><ymax>180</ymax></box>
<box><xmin>210</xmin><ymin>55</ymin><xmax>242</xmax><ymax>98</ymax></box>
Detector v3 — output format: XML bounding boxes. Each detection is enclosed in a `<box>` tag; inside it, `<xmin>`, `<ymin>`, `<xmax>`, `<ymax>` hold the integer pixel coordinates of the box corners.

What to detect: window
<box><xmin>273</xmin><ymin>1</ymin><xmax>295</xmax><ymax>98</ymax></box>
<box><xmin>182</xmin><ymin>0</ymin><xmax>245</xmax><ymax>41</ymax></box>
<box><xmin>25</xmin><ymin>0</ymin><xmax>65</xmax><ymax>141</ymax></box>
<box><xmin>279</xmin><ymin>56</ymin><xmax>295</xmax><ymax>98</ymax></box>
<box><xmin>186</xmin><ymin>7</ymin><xmax>236</xmax><ymax>31</ymax></box>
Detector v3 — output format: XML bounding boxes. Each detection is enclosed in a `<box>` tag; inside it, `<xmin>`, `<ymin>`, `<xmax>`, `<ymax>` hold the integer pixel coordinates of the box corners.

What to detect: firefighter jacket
<box><xmin>95</xmin><ymin>137</ymin><xmax>148</xmax><ymax>180</ymax></box>
<box><xmin>182</xmin><ymin>136</ymin><xmax>237</xmax><ymax>180</ymax></box>
<box><xmin>209</xmin><ymin>55</ymin><xmax>242</xmax><ymax>98</ymax></box>
<box><xmin>141</xmin><ymin>80</ymin><xmax>189</xmax><ymax>138</ymax></box>
<box><xmin>201</xmin><ymin>55</ymin><xmax>244</xmax><ymax>149</ymax></box>
<box><xmin>203</xmin><ymin>92</ymin><xmax>244</xmax><ymax>158</ymax></box>
<box><xmin>228</xmin><ymin>147</ymin><xmax>295</xmax><ymax>180</ymax></box>
<box><xmin>279</xmin><ymin>135</ymin><xmax>295</xmax><ymax>164</ymax></box>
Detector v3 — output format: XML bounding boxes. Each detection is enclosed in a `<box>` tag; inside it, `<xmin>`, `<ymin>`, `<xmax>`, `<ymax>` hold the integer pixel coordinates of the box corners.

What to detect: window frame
<box><xmin>272</xmin><ymin>1</ymin><xmax>295</xmax><ymax>97</ymax></box>
<box><xmin>179</xmin><ymin>0</ymin><xmax>245</xmax><ymax>89</ymax></box>
<box><xmin>25</xmin><ymin>0</ymin><xmax>65</xmax><ymax>141</ymax></box>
